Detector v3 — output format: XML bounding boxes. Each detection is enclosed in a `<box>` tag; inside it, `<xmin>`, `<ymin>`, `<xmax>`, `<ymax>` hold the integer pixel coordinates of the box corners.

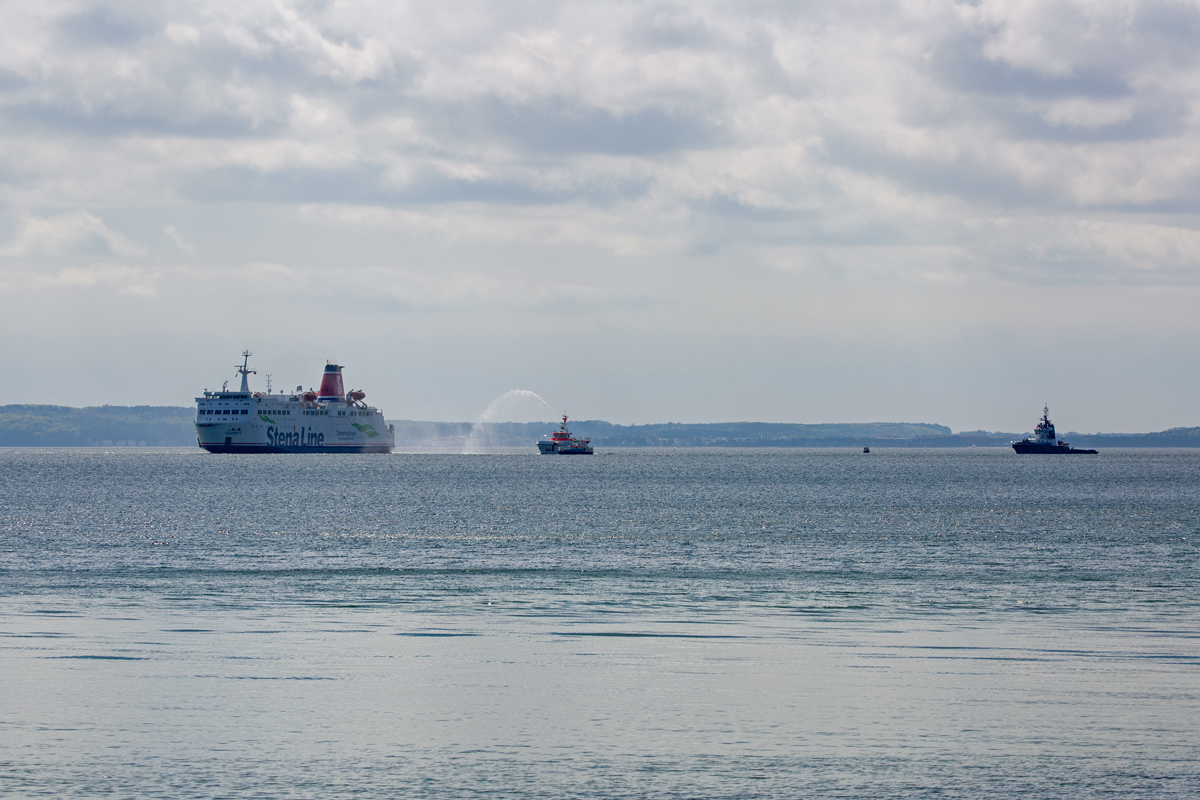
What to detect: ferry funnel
<box><xmin>317</xmin><ymin>363</ymin><xmax>346</xmax><ymax>401</ymax></box>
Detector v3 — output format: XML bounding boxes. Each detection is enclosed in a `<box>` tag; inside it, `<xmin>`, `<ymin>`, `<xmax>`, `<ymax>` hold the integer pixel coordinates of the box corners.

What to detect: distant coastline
<box><xmin>396</xmin><ymin>419</ymin><xmax>1200</xmax><ymax>450</ymax></box>
<box><xmin>2</xmin><ymin>405</ymin><xmax>1199</xmax><ymax>448</ymax></box>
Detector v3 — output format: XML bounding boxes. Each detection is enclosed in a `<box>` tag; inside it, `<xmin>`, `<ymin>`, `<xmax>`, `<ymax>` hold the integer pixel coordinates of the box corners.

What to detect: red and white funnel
<box><xmin>318</xmin><ymin>363</ymin><xmax>346</xmax><ymax>402</ymax></box>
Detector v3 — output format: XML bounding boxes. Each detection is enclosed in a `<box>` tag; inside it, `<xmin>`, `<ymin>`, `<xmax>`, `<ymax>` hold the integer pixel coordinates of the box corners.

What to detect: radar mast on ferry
<box><xmin>235</xmin><ymin>350</ymin><xmax>256</xmax><ymax>394</ymax></box>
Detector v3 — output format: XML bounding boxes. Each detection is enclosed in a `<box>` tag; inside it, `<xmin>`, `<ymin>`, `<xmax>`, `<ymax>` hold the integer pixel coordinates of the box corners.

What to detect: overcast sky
<box><xmin>2</xmin><ymin>0</ymin><xmax>1199</xmax><ymax>431</ymax></box>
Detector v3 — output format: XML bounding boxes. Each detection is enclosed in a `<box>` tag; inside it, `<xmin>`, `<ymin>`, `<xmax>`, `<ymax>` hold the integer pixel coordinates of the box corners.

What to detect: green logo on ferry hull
<box><xmin>350</xmin><ymin>421</ymin><xmax>380</xmax><ymax>438</ymax></box>
<box><xmin>259</xmin><ymin>414</ymin><xmax>277</xmax><ymax>424</ymax></box>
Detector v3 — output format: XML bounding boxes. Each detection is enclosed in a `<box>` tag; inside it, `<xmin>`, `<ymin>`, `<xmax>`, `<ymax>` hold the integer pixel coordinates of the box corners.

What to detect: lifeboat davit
<box><xmin>348</xmin><ymin>390</ymin><xmax>366</xmax><ymax>404</ymax></box>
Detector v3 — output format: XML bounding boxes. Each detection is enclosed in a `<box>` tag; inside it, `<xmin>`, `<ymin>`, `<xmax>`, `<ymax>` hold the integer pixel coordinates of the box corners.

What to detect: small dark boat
<box><xmin>863</xmin><ymin>446</ymin><xmax>870</xmax><ymax>453</ymax></box>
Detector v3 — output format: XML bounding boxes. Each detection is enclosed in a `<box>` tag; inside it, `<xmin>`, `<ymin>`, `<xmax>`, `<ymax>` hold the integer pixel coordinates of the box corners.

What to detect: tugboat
<box><xmin>1012</xmin><ymin>405</ymin><xmax>1098</xmax><ymax>454</ymax></box>
<box><xmin>537</xmin><ymin>414</ymin><xmax>593</xmax><ymax>455</ymax></box>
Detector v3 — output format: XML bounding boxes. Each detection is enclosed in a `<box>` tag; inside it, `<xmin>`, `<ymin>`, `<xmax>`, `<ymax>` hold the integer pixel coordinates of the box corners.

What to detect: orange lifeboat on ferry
<box><xmin>348</xmin><ymin>390</ymin><xmax>366</xmax><ymax>404</ymax></box>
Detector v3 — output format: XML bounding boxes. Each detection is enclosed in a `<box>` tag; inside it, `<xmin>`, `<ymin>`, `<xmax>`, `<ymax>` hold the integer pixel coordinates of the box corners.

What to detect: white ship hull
<box><xmin>196</xmin><ymin>356</ymin><xmax>395</xmax><ymax>454</ymax></box>
<box><xmin>195</xmin><ymin>419</ymin><xmax>394</xmax><ymax>453</ymax></box>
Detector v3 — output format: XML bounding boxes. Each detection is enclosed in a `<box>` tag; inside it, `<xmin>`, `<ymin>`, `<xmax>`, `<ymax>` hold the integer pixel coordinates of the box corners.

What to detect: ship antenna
<box><xmin>265</xmin><ymin>373</ymin><xmax>272</xmax><ymax>394</ymax></box>
<box><xmin>235</xmin><ymin>349</ymin><xmax>257</xmax><ymax>393</ymax></box>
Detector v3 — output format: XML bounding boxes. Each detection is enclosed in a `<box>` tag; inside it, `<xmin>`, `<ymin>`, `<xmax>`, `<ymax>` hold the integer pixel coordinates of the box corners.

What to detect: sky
<box><xmin>2</xmin><ymin>0</ymin><xmax>1199</xmax><ymax>432</ymax></box>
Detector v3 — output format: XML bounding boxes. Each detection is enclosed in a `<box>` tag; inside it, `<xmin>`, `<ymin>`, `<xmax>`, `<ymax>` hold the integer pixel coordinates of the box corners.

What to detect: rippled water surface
<box><xmin>2</xmin><ymin>447</ymin><xmax>1198</xmax><ymax>798</ymax></box>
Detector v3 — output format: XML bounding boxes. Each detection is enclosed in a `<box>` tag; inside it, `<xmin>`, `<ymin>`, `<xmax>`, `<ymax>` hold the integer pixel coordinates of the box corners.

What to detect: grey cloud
<box><xmin>0</xmin><ymin>101</ymin><xmax>285</xmax><ymax>139</ymax></box>
<box><xmin>2</xmin><ymin>0</ymin><xmax>1200</xmax><ymax>428</ymax></box>
<box><xmin>1131</xmin><ymin>0</ymin><xmax>1200</xmax><ymax>44</ymax></box>
<box><xmin>820</xmin><ymin>135</ymin><xmax>1044</xmax><ymax>209</ymax></box>
<box><xmin>921</xmin><ymin>32</ymin><xmax>1189</xmax><ymax>144</ymax></box>
<box><xmin>0</xmin><ymin>69</ymin><xmax>28</xmax><ymax>93</ymax></box>
<box><xmin>931</xmin><ymin>34</ymin><xmax>1130</xmax><ymax>100</ymax></box>
<box><xmin>181</xmin><ymin>161</ymin><xmax>652</xmax><ymax>208</ymax></box>
<box><xmin>626</xmin><ymin>7</ymin><xmax>720</xmax><ymax>51</ymax></box>
<box><xmin>996</xmin><ymin>102</ymin><xmax>1185</xmax><ymax>144</ymax></box>
<box><xmin>3</xmin><ymin>1</ymin><xmax>1200</xmax><ymax>278</ymax></box>
<box><xmin>422</xmin><ymin>97</ymin><xmax>721</xmax><ymax>156</ymax></box>
<box><xmin>56</xmin><ymin>6</ymin><xmax>162</xmax><ymax>48</ymax></box>
<box><xmin>180</xmin><ymin>165</ymin><xmax>395</xmax><ymax>205</ymax></box>
<box><xmin>690</xmin><ymin>196</ymin><xmax>801</xmax><ymax>224</ymax></box>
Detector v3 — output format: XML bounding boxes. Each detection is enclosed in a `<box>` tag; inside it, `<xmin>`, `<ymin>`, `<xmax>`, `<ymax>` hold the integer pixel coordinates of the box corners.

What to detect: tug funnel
<box><xmin>317</xmin><ymin>363</ymin><xmax>346</xmax><ymax>401</ymax></box>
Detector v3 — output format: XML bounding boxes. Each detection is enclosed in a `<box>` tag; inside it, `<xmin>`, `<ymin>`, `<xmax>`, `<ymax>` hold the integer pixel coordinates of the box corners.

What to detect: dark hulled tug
<box><xmin>1012</xmin><ymin>405</ymin><xmax>1098</xmax><ymax>455</ymax></box>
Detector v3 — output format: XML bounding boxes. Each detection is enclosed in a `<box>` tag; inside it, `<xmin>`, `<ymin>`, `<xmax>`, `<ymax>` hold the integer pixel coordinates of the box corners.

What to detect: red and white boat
<box><xmin>537</xmin><ymin>414</ymin><xmax>593</xmax><ymax>455</ymax></box>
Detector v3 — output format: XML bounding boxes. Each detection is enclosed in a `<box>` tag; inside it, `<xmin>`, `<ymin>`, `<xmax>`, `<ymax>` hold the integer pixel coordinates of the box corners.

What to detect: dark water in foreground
<box><xmin>1</xmin><ymin>447</ymin><xmax>1198</xmax><ymax>799</ymax></box>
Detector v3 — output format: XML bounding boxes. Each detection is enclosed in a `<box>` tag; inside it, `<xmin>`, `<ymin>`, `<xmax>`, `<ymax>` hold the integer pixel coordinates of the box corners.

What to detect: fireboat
<box><xmin>537</xmin><ymin>414</ymin><xmax>593</xmax><ymax>455</ymax></box>
<box><xmin>1012</xmin><ymin>405</ymin><xmax>1098</xmax><ymax>454</ymax></box>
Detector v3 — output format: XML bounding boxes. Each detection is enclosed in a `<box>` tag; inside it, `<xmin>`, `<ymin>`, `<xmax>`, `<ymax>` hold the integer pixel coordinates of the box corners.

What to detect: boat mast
<box><xmin>236</xmin><ymin>349</ymin><xmax>256</xmax><ymax>393</ymax></box>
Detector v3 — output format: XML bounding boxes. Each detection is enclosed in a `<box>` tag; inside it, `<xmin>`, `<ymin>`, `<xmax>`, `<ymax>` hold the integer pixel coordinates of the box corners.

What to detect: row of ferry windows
<box><xmin>200</xmin><ymin>408</ymin><xmax>293</xmax><ymax>414</ymax></box>
<box><xmin>198</xmin><ymin>407</ymin><xmax>373</xmax><ymax>416</ymax></box>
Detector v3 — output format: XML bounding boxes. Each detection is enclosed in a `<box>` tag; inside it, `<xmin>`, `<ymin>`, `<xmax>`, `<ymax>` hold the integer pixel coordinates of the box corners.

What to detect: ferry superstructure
<box><xmin>195</xmin><ymin>351</ymin><xmax>395</xmax><ymax>453</ymax></box>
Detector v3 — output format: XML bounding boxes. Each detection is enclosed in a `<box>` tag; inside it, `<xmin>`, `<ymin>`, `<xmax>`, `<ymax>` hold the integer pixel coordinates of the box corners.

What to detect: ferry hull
<box><xmin>196</xmin><ymin>422</ymin><xmax>394</xmax><ymax>454</ymax></box>
<box><xmin>199</xmin><ymin>442</ymin><xmax>394</xmax><ymax>454</ymax></box>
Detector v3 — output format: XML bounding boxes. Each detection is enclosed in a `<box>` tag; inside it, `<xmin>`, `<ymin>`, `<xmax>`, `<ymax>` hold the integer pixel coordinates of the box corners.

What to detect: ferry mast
<box><xmin>235</xmin><ymin>349</ymin><xmax>256</xmax><ymax>393</ymax></box>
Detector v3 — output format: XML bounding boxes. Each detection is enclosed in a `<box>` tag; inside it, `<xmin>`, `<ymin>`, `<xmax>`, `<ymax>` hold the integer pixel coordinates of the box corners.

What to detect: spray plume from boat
<box><xmin>463</xmin><ymin>390</ymin><xmax>555</xmax><ymax>454</ymax></box>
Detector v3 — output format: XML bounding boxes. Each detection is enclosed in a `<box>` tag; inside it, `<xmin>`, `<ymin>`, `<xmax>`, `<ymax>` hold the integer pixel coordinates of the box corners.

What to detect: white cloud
<box><xmin>1074</xmin><ymin>219</ymin><xmax>1200</xmax><ymax>274</ymax></box>
<box><xmin>1033</xmin><ymin>97</ymin><xmax>1138</xmax><ymax>129</ymax></box>
<box><xmin>0</xmin><ymin>263</ymin><xmax>159</xmax><ymax>296</ymax></box>
<box><xmin>164</xmin><ymin>224</ymin><xmax>195</xmax><ymax>253</ymax></box>
<box><xmin>0</xmin><ymin>211</ymin><xmax>146</xmax><ymax>257</ymax></box>
<box><xmin>3</xmin><ymin>0</ymin><xmax>1200</xmax><ymax>425</ymax></box>
<box><xmin>297</xmin><ymin>200</ymin><xmax>690</xmax><ymax>256</ymax></box>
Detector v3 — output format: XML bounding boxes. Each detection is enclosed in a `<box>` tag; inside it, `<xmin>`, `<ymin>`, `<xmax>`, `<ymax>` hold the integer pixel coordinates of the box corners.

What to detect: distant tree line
<box><xmin>3</xmin><ymin>406</ymin><xmax>1199</xmax><ymax>448</ymax></box>
<box><xmin>390</xmin><ymin>420</ymin><xmax>1200</xmax><ymax>449</ymax></box>
<box><xmin>0</xmin><ymin>405</ymin><xmax>196</xmax><ymax>446</ymax></box>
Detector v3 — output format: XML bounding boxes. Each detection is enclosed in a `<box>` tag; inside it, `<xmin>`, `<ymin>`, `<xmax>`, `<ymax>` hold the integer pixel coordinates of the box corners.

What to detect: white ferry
<box><xmin>195</xmin><ymin>351</ymin><xmax>395</xmax><ymax>453</ymax></box>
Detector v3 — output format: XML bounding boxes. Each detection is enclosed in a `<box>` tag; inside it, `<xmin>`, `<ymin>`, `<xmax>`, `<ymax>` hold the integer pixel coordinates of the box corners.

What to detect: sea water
<box><xmin>1</xmin><ymin>447</ymin><xmax>1197</xmax><ymax>798</ymax></box>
